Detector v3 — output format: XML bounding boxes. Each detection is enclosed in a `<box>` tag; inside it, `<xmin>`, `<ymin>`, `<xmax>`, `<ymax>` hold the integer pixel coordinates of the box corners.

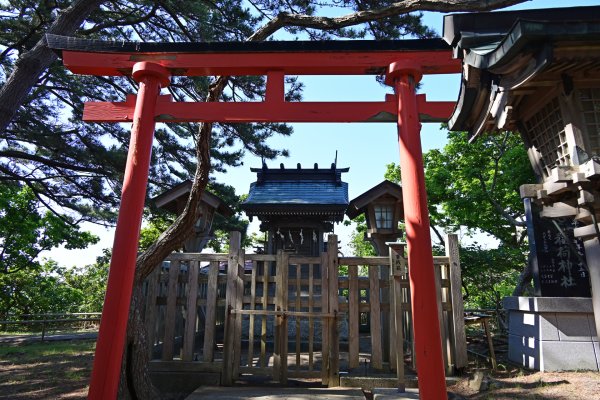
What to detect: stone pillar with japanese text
<box><xmin>524</xmin><ymin>198</ymin><xmax>591</xmax><ymax>298</ymax></box>
<box><xmin>504</xmin><ymin>200</ymin><xmax>597</xmax><ymax>372</ymax></box>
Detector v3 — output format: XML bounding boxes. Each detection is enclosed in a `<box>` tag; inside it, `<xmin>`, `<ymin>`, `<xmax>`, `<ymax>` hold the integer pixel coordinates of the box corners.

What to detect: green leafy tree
<box><xmin>64</xmin><ymin>250</ymin><xmax>111</xmax><ymax>313</ymax></box>
<box><xmin>0</xmin><ymin>183</ymin><xmax>98</xmax><ymax>318</ymax></box>
<box><xmin>460</xmin><ymin>244</ymin><xmax>522</xmax><ymax>310</ymax></box>
<box><xmin>0</xmin><ymin>259</ymin><xmax>85</xmax><ymax>319</ymax></box>
<box><xmin>386</xmin><ymin>130</ymin><xmax>534</xmax><ymax>246</ymax></box>
<box><xmin>0</xmin><ymin>184</ymin><xmax>98</xmax><ymax>275</ymax></box>
<box><xmin>384</xmin><ymin>130</ymin><xmax>535</xmax><ymax>308</ymax></box>
<box><xmin>347</xmin><ymin>215</ymin><xmax>377</xmax><ymax>257</ymax></box>
<box><xmin>425</xmin><ymin>130</ymin><xmax>534</xmax><ymax>246</ymax></box>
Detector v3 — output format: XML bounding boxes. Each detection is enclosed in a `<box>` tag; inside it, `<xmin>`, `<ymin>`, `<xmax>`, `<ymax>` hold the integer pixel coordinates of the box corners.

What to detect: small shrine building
<box><xmin>241</xmin><ymin>162</ymin><xmax>349</xmax><ymax>257</ymax></box>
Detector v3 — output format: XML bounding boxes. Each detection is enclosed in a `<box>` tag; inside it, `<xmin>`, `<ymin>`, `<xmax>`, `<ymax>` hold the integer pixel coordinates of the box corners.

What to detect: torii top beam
<box><xmin>47</xmin><ymin>34</ymin><xmax>459</xmax><ymax>77</ymax></box>
<box><xmin>46</xmin><ymin>35</ymin><xmax>460</xmax><ymax>124</ymax></box>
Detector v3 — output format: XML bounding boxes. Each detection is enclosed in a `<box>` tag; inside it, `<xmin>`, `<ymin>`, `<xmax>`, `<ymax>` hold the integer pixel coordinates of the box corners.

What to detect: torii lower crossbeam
<box><xmin>83</xmin><ymin>93</ymin><xmax>454</xmax><ymax>123</ymax></box>
<box><xmin>47</xmin><ymin>34</ymin><xmax>459</xmax><ymax>400</ymax></box>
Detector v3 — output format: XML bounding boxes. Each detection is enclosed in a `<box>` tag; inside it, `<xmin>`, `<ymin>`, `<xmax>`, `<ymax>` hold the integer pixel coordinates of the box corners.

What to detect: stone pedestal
<box><xmin>503</xmin><ymin>296</ymin><xmax>599</xmax><ymax>371</ymax></box>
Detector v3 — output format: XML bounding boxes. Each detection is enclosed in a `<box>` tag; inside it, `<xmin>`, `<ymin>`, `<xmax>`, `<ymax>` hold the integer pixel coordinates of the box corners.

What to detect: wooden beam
<box><xmin>83</xmin><ymin>94</ymin><xmax>455</xmax><ymax>124</ymax></box>
<box><xmin>520</xmin><ymin>183</ymin><xmax>543</xmax><ymax>199</ymax></box>
<box><xmin>61</xmin><ymin>49</ymin><xmax>460</xmax><ymax>77</ymax></box>
<box><xmin>540</xmin><ymin>202</ymin><xmax>586</xmax><ymax>218</ymax></box>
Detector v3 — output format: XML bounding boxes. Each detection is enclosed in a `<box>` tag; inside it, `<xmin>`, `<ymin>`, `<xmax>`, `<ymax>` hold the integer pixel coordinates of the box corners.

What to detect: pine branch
<box><xmin>0</xmin><ymin>0</ymin><xmax>105</xmax><ymax>134</ymax></box>
<box><xmin>0</xmin><ymin>150</ymin><xmax>106</xmax><ymax>174</ymax></box>
<box><xmin>80</xmin><ymin>3</ymin><xmax>159</xmax><ymax>35</ymax></box>
<box><xmin>251</xmin><ymin>0</ymin><xmax>528</xmax><ymax>38</ymax></box>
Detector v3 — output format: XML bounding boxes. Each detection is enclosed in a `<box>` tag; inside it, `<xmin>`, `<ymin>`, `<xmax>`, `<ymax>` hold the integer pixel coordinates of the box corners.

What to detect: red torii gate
<box><xmin>47</xmin><ymin>34</ymin><xmax>461</xmax><ymax>400</ymax></box>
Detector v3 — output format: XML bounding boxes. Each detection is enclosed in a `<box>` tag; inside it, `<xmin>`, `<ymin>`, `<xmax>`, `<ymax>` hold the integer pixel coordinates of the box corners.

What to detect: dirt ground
<box><xmin>447</xmin><ymin>333</ymin><xmax>600</xmax><ymax>399</ymax></box>
<box><xmin>1</xmin><ymin>336</ymin><xmax>599</xmax><ymax>399</ymax></box>
<box><xmin>0</xmin><ymin>339</ymin><xmax>93</xmax><ymax>399</ymax></box>
<box><xmin>449</xmin><ymin>369</ymin><xmax>600</xmax><ymax>399</ymax></box>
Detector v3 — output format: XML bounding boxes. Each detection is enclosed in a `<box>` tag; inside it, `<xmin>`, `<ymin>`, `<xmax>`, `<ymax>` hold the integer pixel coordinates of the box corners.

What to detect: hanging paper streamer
<box><xmin>277</xmin><ymin>228</ymin><xmax>284</xmax><ymax>241</ymax></box>
<box><xmin>300</xmin><ymin>229</ymin><xmax>304</xmax><ymax>245</ymax></box>
<box><xmin>288</xmin><ymin>229</ymin><xmax>294</xmax><ymax>244</ymax></box>
<box><xmin>313</xmin><ymin>230</ymin><xmax>317</xmax><ymax>242</ymax></box>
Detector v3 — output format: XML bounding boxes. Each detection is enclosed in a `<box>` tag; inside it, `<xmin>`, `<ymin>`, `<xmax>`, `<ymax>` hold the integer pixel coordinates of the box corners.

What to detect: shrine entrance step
<box><xmin>185</xmin><ymin>386</ymin><xmax>365</xmax><ymax>400</ymax></box>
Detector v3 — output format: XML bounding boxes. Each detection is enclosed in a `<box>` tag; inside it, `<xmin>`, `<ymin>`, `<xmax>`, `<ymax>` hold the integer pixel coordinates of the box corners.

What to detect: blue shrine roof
<box><xmin>245</xmin><ymin>180</ymin><xmax>349</xmax><ymax>205</ymax></box>
<box><xmin>241</xmin><ymin>163</ymin><xmax>349</xmax><ymax>221</ymax></box>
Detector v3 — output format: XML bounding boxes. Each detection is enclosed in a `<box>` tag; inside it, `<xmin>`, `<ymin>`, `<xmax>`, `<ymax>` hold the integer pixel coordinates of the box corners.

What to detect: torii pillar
<box><xmin>386</xmin><ymin>62</ymin><xmax>447</xmax><ymax>399</ymax></box>
<box><xmin>88</xmin><ymin>62</ymin><xmax>170</xmax><ymax>400</ymax></box>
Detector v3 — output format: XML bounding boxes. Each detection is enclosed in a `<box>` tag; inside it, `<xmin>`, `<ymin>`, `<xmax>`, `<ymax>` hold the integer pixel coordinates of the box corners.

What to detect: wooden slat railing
<box><xmin>143</xmin><ymin>232</ymin><xmax>467</xmax><ymax>387</ymax></box>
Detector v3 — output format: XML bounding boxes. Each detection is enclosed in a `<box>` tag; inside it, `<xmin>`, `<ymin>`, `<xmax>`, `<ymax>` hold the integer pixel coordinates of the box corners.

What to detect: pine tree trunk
<box><xmin>118</xmin><ymin>283</ymin><xmax>161</xmax><ymax>399</ymax></box>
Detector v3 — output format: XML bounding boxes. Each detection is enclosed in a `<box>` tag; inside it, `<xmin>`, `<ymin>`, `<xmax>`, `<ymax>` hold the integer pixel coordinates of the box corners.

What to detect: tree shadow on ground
<box><xmin>0</xmin><ymin>340</ymin><xmax>94</xmax><ymax>400</ymax></box>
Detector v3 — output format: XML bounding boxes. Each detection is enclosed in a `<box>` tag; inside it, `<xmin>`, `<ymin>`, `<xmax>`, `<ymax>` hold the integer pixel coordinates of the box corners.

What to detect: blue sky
<box><xmin>46</xmin><ymin>0</ymin><xmax>600</xmax><ymax>267</ymax></box>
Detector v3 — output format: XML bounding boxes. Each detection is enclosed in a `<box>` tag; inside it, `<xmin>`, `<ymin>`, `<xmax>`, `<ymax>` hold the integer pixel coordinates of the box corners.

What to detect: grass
<box><xmin>0</xmin><ymin>340</ymin><xmax>95</xmax><ymax>399</ymax></box>
<box><xmin>0</xmin><ymin>340</ymin><xmax>95</xmax><ymax>359</ymax></box>
<box><xmin>0</xmin><ymin>326</ymin><xmax>98</xmax><ymax>336</ymax></box>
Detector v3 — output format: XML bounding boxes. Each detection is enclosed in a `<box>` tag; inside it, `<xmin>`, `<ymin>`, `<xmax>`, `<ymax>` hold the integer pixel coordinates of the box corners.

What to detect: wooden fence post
<box><xmin>327</xmin><ymin>234</ymin><xmax>340</xmax><ymax>387</ymax></box>
<box><xmin>203</xmin><ymin>261</ymin><xmax>219</xmax><ymax>362</ymax></box>
<box><xmin>434</xmin><ymin>257</ymin><xmax>451</xmax><ymax>373</ymax></box>
<box><xmin>348</xmin><ymin>264</ymin><xmax>359</xmax><ymax>369</ymax></box>
<box><xmin>162</xmin><ymin>260</ymin><xmax>181</xmax><ymax>361</ymax></box>
<box><xmin>446</xmin><ymin>234</ymin><xmax>468</xmax><ymax>370</ymax></box>
<box><xmin>274</xmin><ymin>249</ymin><xmax>289</xmax><ymax>383</ymax></box>
<box><xmin>182</xmin><ymin>260</ymin><xmax>199</xmax><ymax>361</ymax></box>
<box><xmin>144</xmin><ymin>266</ymin><xmax>160</xmax><ymax>359</ymax></box>
<box><xmin>369</xmin><ymin>264</ymin><xmax>383</xmax><ymax>370</ymax></box>
<box><xmin>388</xmin><ymin>243</ymin><xmax>406</xmax><ymax>391</ymax></box>
<box><xmin>222</xmin><ymin>231</ymin><xmax>241</xmax><ymax>385</ymax></box>
<box><xmin>320</xmin><ymin>251</ymin><xmax>330</xmax><ymax>386</ymax></box>
<box><xmin>389</xmin><ymin>270</ymin><xmax>397</xmax><ymax>372</ymax></box>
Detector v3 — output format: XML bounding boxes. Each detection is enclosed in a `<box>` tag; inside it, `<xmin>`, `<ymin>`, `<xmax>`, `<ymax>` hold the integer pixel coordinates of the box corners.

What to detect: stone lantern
<box><xmin>444</xmin><ymin>5</ymin><xmax>600</xmax><ymax>371</ymax></box>
<box><xmin>153</xmin><ymin>180</ymin><xmax>233</xmax><ymax>252</ymax></box>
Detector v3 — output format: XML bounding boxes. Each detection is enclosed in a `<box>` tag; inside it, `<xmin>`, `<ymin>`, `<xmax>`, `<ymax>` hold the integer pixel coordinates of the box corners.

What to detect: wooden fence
<box><xmin>0</xmin><ymin>312</ymin><xmax>101</xmax><ymax>340</ymax></box>
<box><xmin>142</xmin><ymin>232</ymin><xmax>467</xmax><ymax>387</ymax></box>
